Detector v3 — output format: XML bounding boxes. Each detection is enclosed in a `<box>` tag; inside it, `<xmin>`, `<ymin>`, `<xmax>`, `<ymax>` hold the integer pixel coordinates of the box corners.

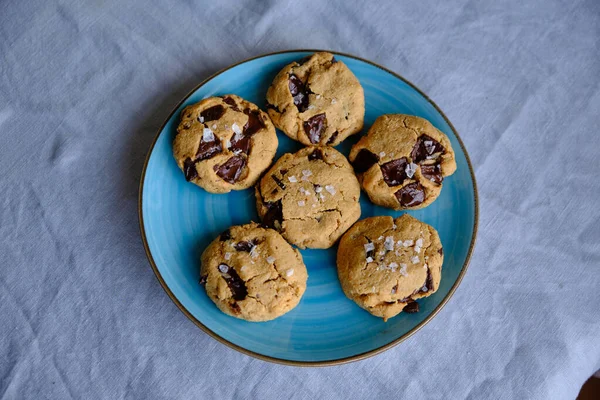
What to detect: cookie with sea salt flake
<box><xmin>173</xmin><ymin>95</ymin><xmax>277</xmax><ymax>193</ymax></box>
<box><xmin>349</xmin><ymin>114</ymin><xmax>456</xmax><ymax>209</ymax></box>
<box><xmin>265</xmin><ymin>52</ymin><xmax>365</xmax><ymax>146</ymax></box>
<box><xmin>200</xmin><ymin>223</ymin><xmax>307</xmax><ymax>321</ymax></box>
<box><xmin>255</xmin><ymin>146</ymin><xmax>361</xmax><ymax>249</ymax></box>
<box><xmin>337</xmin><ymin>214</ymin><xmax>444</xmax><ymax>321</ymax></box>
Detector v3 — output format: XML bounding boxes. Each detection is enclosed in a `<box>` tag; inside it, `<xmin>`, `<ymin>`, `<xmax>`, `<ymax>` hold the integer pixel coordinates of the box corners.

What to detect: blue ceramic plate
<box><xmin>139</xmin><ymin>50</ymin><xmax>478</xmax><ymax>366</ymax></box>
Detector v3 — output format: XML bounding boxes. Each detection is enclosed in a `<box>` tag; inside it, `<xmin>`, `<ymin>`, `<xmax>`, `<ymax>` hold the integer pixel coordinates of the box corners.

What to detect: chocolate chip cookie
<box><xmin>349</xmin><ymin>114</ymin><xmax>456</xmax><ymax>209</ymax></box>
<box><xmin>255</xmin><ymin>146</ymin><xmax>361</xmax><ymax>249</ymax></box>
<box><xmin>337</xmin><ymin>214</ymin><xmax>443</xmax><ymax>321</ymax></box>
<box><xmin>173</xmin><ymin>95</ymin><xmax>278</xmax><ymax>193</ymax></box>
<box><xmin>265</xmin><ymin>52</ymin><xmax>365</xmax><ymax>146</ymax></box>
<box><xmin>200</xmin><ymin>223</ymin><xmax>308</xmax><ymax>321</ymax></box>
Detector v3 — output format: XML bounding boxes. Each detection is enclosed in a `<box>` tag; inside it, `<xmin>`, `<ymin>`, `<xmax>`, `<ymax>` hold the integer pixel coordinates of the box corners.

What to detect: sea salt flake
<box><xmin>378</xmin><ymin>250</ymin><xmax>385</xmax><ymax>256</ymax></box>
<box><xmin>364</xmin><ymin>243</ymin><xmax>375</xmax><ymax>252</ymax></box>
<box><xmin>240</xmin><ymin>265</ymin><xmax>247</xmax><ymax>272</ymax></box>
<box><xmin>218</xmin><ymin>264</ymin><xmax>228</xmax><ymax>273</ymax></box>
<box><xmin>414</xmin><ymin>246</ymin><xmax>421</xmax><ymax>253</ymax></box>
<box><xmin>308</xmin><ymin>105</ymin><xmax>316</xmax><ymax>110</ymax></box>
<box><xmin>231</xmin><ymin>123</ymin><xmax>242</xmax><ymax>134</ymax></box>
<box><xmin>384</xmin><ymin>236</ymin><xmax>395</xmax><ymax>251</ymax></box>
<box><xmin>225</xmin><ymin>140</ymin><xmax>232</xmax><ymax>149</ymax></box>
<box><xmin>379</xmin><ymin>151</ymin><xmax>386</xmax><ymax>158</ymax></box>
<box><xmin>316</xmin><ymin>94</ymin><xmax>321</xmax><ymax>99</ymax></box>
<box><xmin>421</xmin><ymin>285</ymin><xmax>428</xmax><ymax>292</ymax></box>
<box><xmin>266</xmin><ymin>256</ymin><xmax>276</xmax><ymax>264</ymax></box>
<box><xmin>372</xmin><ymin>286</ymin><xmax>376</xmax><ymax>293</ymax></box>
<box><xmin>250</xmin><ymin>246</ymin><xmax>259</xmax><ymax>259</ymax></box>
<box><xmin>411</xmin><ymin>256</ymin><xmax>420</xmax><ymax>264</ymax></box>
<box><xmin>366</xmin><ymin>256</ymin><xmax>374</xmax><ymax>263</ymax></box>
<box><xmin>315</xmin><ymin>185</ymin><xmax>323</xmax><ymax>193</ymax></box>
<box><xmin>298</xmin><ymin>200</ymin><xmax>306</xmax><ymax>207</ymax></box>
<box><xmin>406</xmin><ymin>163</ymin><xmax>418</xmax><ymax>178</ymax></box>
<box><xmin>331</xmin><ymin>98</ymin><xmax>337</xmax><ymax>104</ymax></box>
<box><xmin>288</xmin><ymin>175</ymin><xmax>298</xmax><ymax>183</ymax></box>
<box><xmin>212</xmin><ymin>124</ymin><xmax>217</xmax><ymax>130</ymax></box>
<box><xmin>403</xmin><ymin>240</ymin><xmax>414</xmax><ymax>247</ymax></box>
<box><xmin>302</xmin><ymin>170</ymin><xmax>312</xmax><ymax>177</ymax></box>
<box><xmin>377</xmin><ymin>236</ymin><xmax>384</xmax><ymax>241</ymax></box>
<box><xmin>393</xmin><ymin>224</ymin><xmax>397</xmax><ymax>229</ymax></box>
<box><xmin>202</xmin><ymin>127</ymin><xmax>215</xmax><ymax>142</ymax></box>
<box><xmin>198</xmin><ymin>116</ymin><xmax>204</xmax><ymax>123</ymax></box>
<box><xmin>399</xmin><ymin>263</ymin><xmax>408</xmax><ymax>276</ymax></box>
<box><xmin>224</xmin><ymin>252</ymin><xmax>232</xmax><ymax>260</ymax></box>
<box><xmin>391</xmin><ymin>287</ymin><xmax>397</xmax><ymax>294</ymax></box>
<box><xmin>319</xmin><ymin>193</ymin><xmax>325</xmax><ymax>200</ymax></box>
<box><xmin>388</xmin><ymin>262</ymin><xmax>398</xmax><ymax>272</ymax></box>
<box><xmin>415</xmin><ymin>238</ymin><xmax>424</xmax><ymax>247</ymax></box>
<box><xmin>286</xmin><ymin>269</ymin><xmax>294</xmax><ymax>277</ymax></box>
<box><xmin>325</xmin><ymin>185</ymin><xmax>336</xmax><ymax>195</ymax></box>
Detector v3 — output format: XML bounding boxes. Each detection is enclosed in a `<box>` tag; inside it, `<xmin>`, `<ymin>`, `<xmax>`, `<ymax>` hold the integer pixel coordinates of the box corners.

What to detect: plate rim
<box><xmin>138</xmin><ymin>49</ymin><xmax>479</xmax><ymax>367</ymax></box>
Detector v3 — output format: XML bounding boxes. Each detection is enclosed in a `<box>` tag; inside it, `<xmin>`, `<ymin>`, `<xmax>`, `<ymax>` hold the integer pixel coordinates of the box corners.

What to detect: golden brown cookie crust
<box><xmin>173</xmin><ymin>95</ymin><xmax>277</xmax><ymax>193</ymax></box>
<box><xmin>337</xmin><ymin>214</ymin><xmax>443</xmax><ymax>321</ymax></box>
<box><xmin>349</xmin><ymin>114</ymin><xmax>457</xmax><ymax>210</ymax></box>
<box><xmin>255</xmin><ymin>146</ymin><xmax>361</xmax><ymax>249</ymax></box>
<box><xmin>265</xmin><ymin>52</ymin><xmax>365</xmax><ymax>146</ymax></box>
<box><xmin>200</xmin><ymin>223</ymin><xmax>307</xmax><ymax>322</ymax></box>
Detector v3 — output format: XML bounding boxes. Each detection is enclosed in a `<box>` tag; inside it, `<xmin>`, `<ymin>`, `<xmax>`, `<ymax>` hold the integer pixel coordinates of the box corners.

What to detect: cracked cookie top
<box><xmin>255</xmin><ymin>146</ymin><xmax>361</xmax><ymax>249</ymax></box>
<box><xmin>349</xmin><ymin>114</ymin><xmax>457</xmax><ymax>210</ymax></box>
<box><xmin>173</xmin><ymin>95</ymin><xmax>278</xmax><ymax>193</ymax></box>
<box><xmin>337</xmin><ymin>214</ymin><xmax>443</xmax><ymax>321</ymax></box>
<box><xmin>265</xmin><ymin>52</ymin><xmax>365</xmax><ymax>146</ymax></box>
<box><xmin>200</xmin><ymin>223</ymin><xmax>308</xmax><ymax>321</ymax></box>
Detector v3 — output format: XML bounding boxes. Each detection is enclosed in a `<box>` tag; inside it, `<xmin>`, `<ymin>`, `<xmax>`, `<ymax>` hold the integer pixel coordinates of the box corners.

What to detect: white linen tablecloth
<box><xmin>1</xmin><ymin>0</ymin><xmax>599</xmax><ymax>398</ymax></box>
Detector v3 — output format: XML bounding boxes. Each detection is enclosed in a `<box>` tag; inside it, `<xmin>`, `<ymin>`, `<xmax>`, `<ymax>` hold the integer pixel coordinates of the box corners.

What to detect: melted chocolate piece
<box><xmin>200</xmin><ymin>105</ymin><xmax>225</xmax><ymax>122</ymax></box>
<box><xmin>183</xmin><ymin>158</ymin><xmax>198</xmax><ymax>181</ymax></box>
<box><xmin>196</xmin><ymin>138</ymin><xmax>222</xmax><ymax>161</ymax></box>
<box><xmin>380</xmin><ymin>157</ymin><xmax>409</xmax><ymax>187</ymax></box>
<box><xmin>222</xmin><ymin>97</ymin><xmax>241</xmax><ymax>112</ymax></box>
<box><xmin>331</xmin><ymin>56</ymin><xmax>338</xmax><ymax>63</ymax></box>
<box><xmin>411</xmin><ymin>135</ymin><xmax>444</xmax><ymax>163</ymax></box>
<box><xmin>280</xmin><ymin>169</ymin><xmax>288</xmax><ymax>175</ymax></box>
<box><xmin>303</xmin><ymin>113</ymin><xmax>327</xmax><ymax>144</ymax></box>
<box><xmin>199</xmin><ymin>275</ymin><xmax>208</xmax><ymax>285</ymax></box>
<box><xmin>395</xmin><ymin>182</ymin><xmax>426</xmax><ymax>207</ymax></box>
<box><xmin>262</xmin><ymin>200</ymin><xmax>283</xmax><ymax>229</ymax></box>
<box><xmin>425</xmin><ymin>268</ymin><xmax>434</xmax><ymax>292</ymax></box>
<box><xmin>438</xmin><ymin>247</ymin><xmax>443</xmax><ymax>256</ymax></box>
<box><xmin>326</xmin><ymin>131</ymin><xmax>339</xmax><ymax>145</ymax></box>
<box><xmin>233</xmin><ymin>241</ymin><xmax>255</xmax><ymax>252</ymax></box>
<box><xmin>351</xmin><ymin>149</ymin><xmax>379</xmax><ymax>173</ymax></box>
<box><xmin>271</xmin><ymin>174</ymin><xmax>286</xmax><ymax>190</ymax></box>
<box><xmin>217</xmin><ymin>263</ymin><xmax>247</xmax><ymax>300</ymax></box>
<box><xmin>219</xmin><ymin>229</ymin><xmax>231</xmax><ymax>241</ymax></box>
<box><xmin>420</xmin><ymin>163</ymin><xmax>443</xmax><ymax>184</ymax></box>
<box><xmin>265</xmin><ymin>102</ymin><xmax>281</xmax><ymax>113</ymax></box>
<box><xmin>288</xmin><ymin>74</ymin><xmax>309</xmax><ymax>112</ymax></box>
<box><xmin>230</xmin><ymin>134</ymin><xmax>251</xmax><ymax>155</ymax></box>
<box><xmin>403</xmin><ymin>301</ymin><xmax>419</xmax><ymax>313</ymax></box>
<box><xmin>214</xmin><ymin>156</ymin><xmax>246</xmax><ymax>184</ymax></box>
<box><xmin>243</xmin><ymin>109</ymin><xmax>265</xmax><ymax>136</ymax></box>
<box><xmin>308</xmin><ymin>148</ymin><xmax>324</xmax><ymax>161</ymax></box>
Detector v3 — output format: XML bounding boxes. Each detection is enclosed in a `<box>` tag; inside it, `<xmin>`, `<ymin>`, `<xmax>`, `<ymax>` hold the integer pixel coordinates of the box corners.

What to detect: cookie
<box><xmin>255</xmin><ymin>146</ymin><xmax>361</xmax><ymax>249</ymax></box>
<box><xmin>265</xmin><ymin>52</ymin><xmax>365</xmax><ymax>146</ymax></box>
<box><xmin>173</xmin><ymin>95</ymin><xmax>278</xmax><ymax>193</ymax></box>
<box><xmin>200</xmin><ymin>223</ymin><xmax>308</xmax><ymax>322</ymax></box>
<box><xmin>349</xmin><ymin>114</ymin><xmax>457</xmax><ymax>209</ymax></box>
<box><xmin>337</xmin><ymin>214</ymin><xmax>443</xmax><ymax>321</ymax></box>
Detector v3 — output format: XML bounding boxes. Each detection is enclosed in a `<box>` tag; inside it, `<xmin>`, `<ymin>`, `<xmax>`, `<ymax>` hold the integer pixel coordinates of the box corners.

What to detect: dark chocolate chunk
<box><xmin>288</xmin><ymin>74</ymin><xmax>309</xmax><ymax>112</ymax></box>
<box><xmin>262</xmin><ymin>200</ymin><xmax>283</xmax><ymax>229</ymax></box>
<box><xmin>297</xmin><ymin>55</ymin><xmax>311</xmax><ymax>65</ymax></box>
<box><xmin>280</xmin><ymin>169</ymin><xmax>288</xmax><ymax>175</ymax></box>
<box><xmin>200</xmin><ymin>105</ymin><xmax>225</xmax><ymax>122</ymax></box>
<box><xmin>303</xmin><ymin>113</ymin><xmax>327</xmax><ymax>144</ymax></box>
<box><xmin>195</xmin><ymin>138</ymin><xmax>222</xmax><ymax>161</ymax></box>
<box><xmin>214</xmin><ymin>156</ymin><xmax>246</xmax><ymax>184</ymax></box>
<box><xmin>308</xmin><ymin>148</ymin><xmax>324</xmax><ymax>161</ymax></box>
<box><xmin>403</xmin><ymin>301</ymin><xmax>419</xmax><ymax>313</ymax></box>
<box><xmin>351</xmin><ymin>149</ymin><xmax>379</xmax><ymax>173</ymax></box>
<box><xmin>222</xmin><ymin>97</ymin><xmax>241</xmax><ymax>112</ymax></box>
<box><xmin>271</xmin><ymin>174</ymin><xmax>286</xmax><ymax>190</ymax></box>
<box><xmin>331</xmin><ymin>56</ymin><xmax>338</xmax><ymax>63</ymax></box>
<box><xmin>394</xmin><ymin>182</ymin><xmax>426</xmax><ymax>208</ymax></box>
<box><xmin>326</xmin><ymin>131</ymin><xmax>339</xmax><ymax>145</ymax></box>
<box><xmin>217</xmin><ymin>263</ymin><xmax>247</xmax><ymax>300</ymax></box>
<box><xmin>199</xmin><ymin>275</ymin><xmax>208</xmax><ymax>285</ymax></box>
<box><xmin>265</xmin><ymin>102</ymin><xmax>281</xmax><ymax>113</ymax></box>
<box><xmin>438</xmin><ymin>247</ymin><xmax>443</xmax><ymax>256</ymax></box>
<box><xmin>420</xmin><ymin>268</ymin><xmax>434</xmax><ymax>293</ymax></box>
<box><xmin>233</xmin><ymin>241</ymin><xmax>254</xmax><ymax>252</ymax></box>
<box><xmin>411</xmin><ymin>135</ymin><xmax>444</xmax><ymax>163</ymax></box>
<box><xmin>219</xmin><ymin>229</ymin><xmax>231</xmax><ymax>241</ymax></box>
<box><xmin>183</xmin><ymin>158</ymin><xmax>198</xmax><ymax>181</ymax></box>
<box><xmin>243</xmin><ymin>109</ymin><xmax>265</xmax><ymax>136</ymax></box>
<box><xmin>380</xmin><ymin>157</ymin><xmax>409</xmax><ymax>187</ymax></box>
<box><xmin>420</xmin><ymin>163</ymin><xmax>443</xmax><ymax>184</ymax></box>
<box><xmin>230</xmin><ymin>134</ymin><xmax>251</xmax><ymax>155</ymax></box>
